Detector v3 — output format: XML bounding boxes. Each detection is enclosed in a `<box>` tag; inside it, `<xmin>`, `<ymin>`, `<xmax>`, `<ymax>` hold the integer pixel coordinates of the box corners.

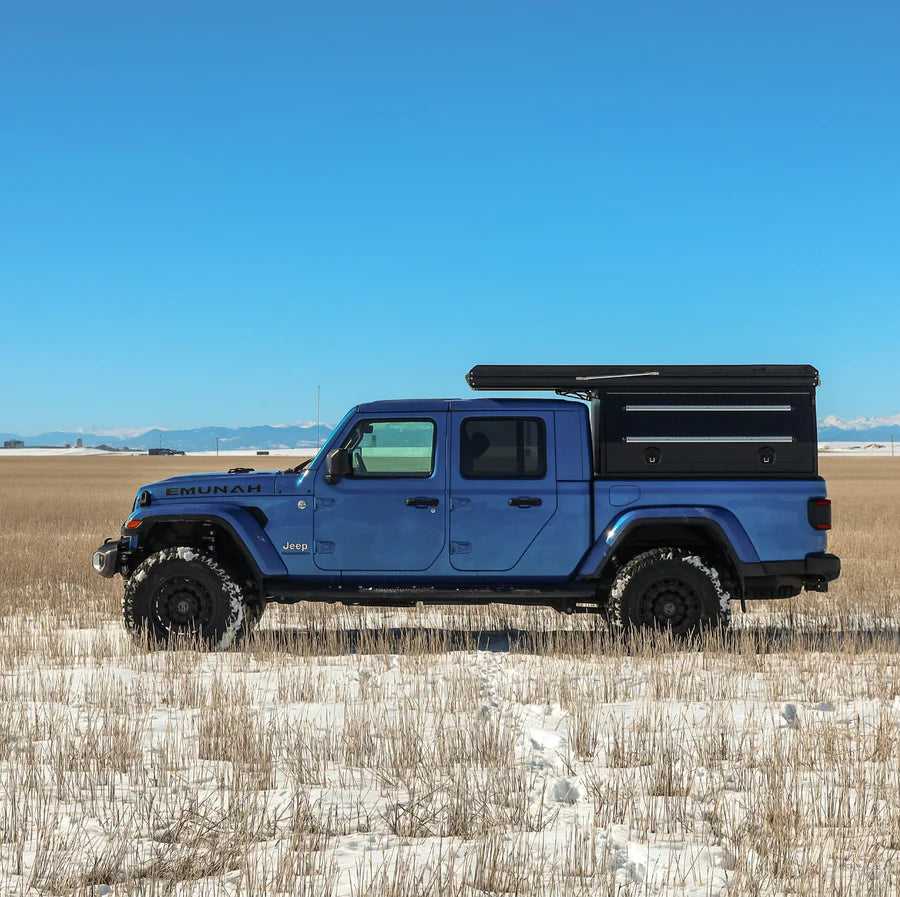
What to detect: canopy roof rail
<box><xmin>466</xmin><ymin>365</ymin><xmax>820</xmax><ymax>394</ymax></box>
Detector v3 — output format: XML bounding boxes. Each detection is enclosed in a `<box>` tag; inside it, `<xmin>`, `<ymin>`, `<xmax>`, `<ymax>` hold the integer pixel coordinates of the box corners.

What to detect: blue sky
<box><xmin>2</xmin><ymin>1</ymin><xmax>898</xmax><ymax>432</ymax></box>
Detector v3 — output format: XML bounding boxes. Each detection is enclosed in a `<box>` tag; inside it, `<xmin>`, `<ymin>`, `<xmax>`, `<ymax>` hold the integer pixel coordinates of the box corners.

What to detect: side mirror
<box><xmin>324</xmin><ymin>448</ymin><xmax>351</xmax><ymax>484</ymax></box>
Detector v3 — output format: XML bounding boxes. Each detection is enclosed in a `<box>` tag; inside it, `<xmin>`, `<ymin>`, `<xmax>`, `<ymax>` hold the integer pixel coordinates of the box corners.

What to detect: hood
<box><xmin>138</xmin><ymin>470</ymin><xmax>278</xmax><ymax>504</ymax></box>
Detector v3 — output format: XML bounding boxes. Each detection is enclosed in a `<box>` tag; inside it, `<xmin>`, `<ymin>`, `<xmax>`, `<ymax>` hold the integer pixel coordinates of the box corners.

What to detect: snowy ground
<box><xmin>1</xmin><ymin>604</ymin><xmax>899</xmax><ymax>896</ymax></box>
<box><xmin>0</xmin><ymin>446</ymin><xmax>136</xmax><ymax>456</ymax></box>
<box><xmin>819</xmin><ymin>441</ymin><xmax>898</xmax><ymax>456</ymax></box>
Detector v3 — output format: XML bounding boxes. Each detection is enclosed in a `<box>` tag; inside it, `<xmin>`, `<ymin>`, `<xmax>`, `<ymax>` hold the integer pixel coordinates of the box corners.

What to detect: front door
<box><xmin>313</xmin><ymin>415</ymin><xmax>446</xmax><ymax>571</ymax></box>
<box><xmin>449</xmin><ymin>412</ymin><xmax>557</xmax><ymax>571</ymax></box>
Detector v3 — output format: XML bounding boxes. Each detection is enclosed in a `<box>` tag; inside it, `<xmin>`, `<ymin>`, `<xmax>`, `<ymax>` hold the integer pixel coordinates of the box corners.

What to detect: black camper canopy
<box><xmin>466</xmin><ymin>364</ymin><xmax>820</xmax><ymax>478</ymax></box>
<box><xmin>466</xmin><ymin>365</ymin><xmax>820</xmax><ymax>394</ymax></box>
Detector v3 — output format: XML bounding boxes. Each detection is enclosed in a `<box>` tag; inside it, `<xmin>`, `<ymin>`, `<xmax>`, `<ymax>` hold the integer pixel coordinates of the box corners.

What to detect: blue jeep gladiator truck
<box><xmin>92</xmin><ymin>365</ymin><xmax>840</xmax><ymax>648</ymax></box>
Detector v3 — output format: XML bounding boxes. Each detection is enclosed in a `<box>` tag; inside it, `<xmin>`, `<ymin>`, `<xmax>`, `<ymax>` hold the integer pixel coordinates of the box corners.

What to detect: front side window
<box><xmin>460</xmin><ymin>417</ymin><xmax>546</xmax><ymax>478</ymax></box>
<box><xmin>343</xmin><ymin>419</ymin><xmax>435</xmax><ymax>478</ymax></box>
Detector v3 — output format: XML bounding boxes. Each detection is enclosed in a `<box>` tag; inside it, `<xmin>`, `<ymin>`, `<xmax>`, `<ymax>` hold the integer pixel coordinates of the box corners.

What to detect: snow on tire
<box><xmin>608</xmin><ymin>547</ymin><xmax>732</xmax><ymax>635</ymax></box>
<box><xmin>122</xmin><ymin>547</ymin><xmax>248</xmax><ymax>650</ymax></box>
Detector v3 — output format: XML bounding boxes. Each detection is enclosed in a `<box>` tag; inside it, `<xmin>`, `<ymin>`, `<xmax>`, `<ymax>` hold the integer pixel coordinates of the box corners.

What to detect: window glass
<box><xmin>343</xmin><ymin>419</ymin><xmax>435</xmax><ymax>478</ymax></box>
<box><xmin>460</xmin><ymin>417</ymin><xmax>546</xmax><ymax>478</ymax></box>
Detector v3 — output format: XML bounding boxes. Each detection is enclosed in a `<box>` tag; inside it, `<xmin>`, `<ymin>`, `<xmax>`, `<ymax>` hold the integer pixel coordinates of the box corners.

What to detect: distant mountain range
<box><xmin>2</xmin><ymin>414</ymin><xmax>898</xmax><ymax>451</ymax></box>
<box><xmin>0</xmin><ymin>424</ymin><xmax>332</xmax><ymax>452</ymax></box>
<box><xmin>817</xmin><ymin>414</ymin><xmax>900</xmax><ymax>442</ymax></box>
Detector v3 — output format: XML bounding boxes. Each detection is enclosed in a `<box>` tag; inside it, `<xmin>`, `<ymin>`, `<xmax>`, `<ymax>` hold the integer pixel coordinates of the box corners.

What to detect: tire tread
<box><xmin>122</xmin><ymin>546</ymin><xmax>248</xmax><ymax>650</ymax></box>
<box><xmin>608</xmin><ymin>547</ymin><xmax>732</xmax><ymax>634</ymax></box>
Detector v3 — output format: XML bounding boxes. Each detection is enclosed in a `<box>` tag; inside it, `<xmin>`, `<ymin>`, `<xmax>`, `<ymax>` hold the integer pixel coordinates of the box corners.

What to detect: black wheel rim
<box><xmin>154</xmin><ymin>576</ymin><xmax>215</xmax><ymax>633</ymax></box>
<box><xmin>638</xmin><ymin>576</ymin><xmax>701</xmax><ymax>631</ymax></box>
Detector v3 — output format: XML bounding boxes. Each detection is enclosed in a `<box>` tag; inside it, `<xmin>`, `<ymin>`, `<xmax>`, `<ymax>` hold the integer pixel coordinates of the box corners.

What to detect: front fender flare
<box><xmin>577</xmin><ymin>506</ymin><xmax>759</xmax><ymax>580</ymax></box>
<box><xmin>125</xmin><ymin>504</ymin><xmax>287</xmax><ymax>577</ymax></box>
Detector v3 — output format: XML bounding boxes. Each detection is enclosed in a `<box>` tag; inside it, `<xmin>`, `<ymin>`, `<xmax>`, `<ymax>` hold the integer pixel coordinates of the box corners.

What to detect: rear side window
<box><xmin>460</xmin><ymin>417</ymin><xmax>546</xmax><ymax>478</ymax></box>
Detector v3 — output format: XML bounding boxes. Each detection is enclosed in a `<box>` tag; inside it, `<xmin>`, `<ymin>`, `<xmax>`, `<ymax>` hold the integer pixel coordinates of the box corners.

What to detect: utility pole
<box><xmin>317</xmin><ymin>385</ymin><xmax>321</xmax><ymax>448</ymax></box>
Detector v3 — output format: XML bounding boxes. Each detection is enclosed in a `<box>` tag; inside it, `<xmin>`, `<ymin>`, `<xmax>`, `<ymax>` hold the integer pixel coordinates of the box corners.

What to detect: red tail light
<box><xmin>808</xmin><ymin>498</ymin><xmax>831</xmax><ymax>530</ymax></box>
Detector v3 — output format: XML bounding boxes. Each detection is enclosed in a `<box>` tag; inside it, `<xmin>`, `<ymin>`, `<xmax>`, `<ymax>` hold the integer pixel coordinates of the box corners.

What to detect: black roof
<box><xmin>466</xmin><ymin>364</ymin><xmax>820</xmax><ymax>392</ymax></box>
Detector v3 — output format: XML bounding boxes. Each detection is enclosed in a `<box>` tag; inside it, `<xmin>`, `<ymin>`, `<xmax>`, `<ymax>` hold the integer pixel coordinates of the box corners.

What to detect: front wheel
<box><xmin>123</xmin><ymin>547</ymin><xmax>248</xmax><ymax>650</ymax></box>
<box><xmin>608</xmin><ymin>548</ymin><xmax>732</xmax><ymax>635</ymax></box>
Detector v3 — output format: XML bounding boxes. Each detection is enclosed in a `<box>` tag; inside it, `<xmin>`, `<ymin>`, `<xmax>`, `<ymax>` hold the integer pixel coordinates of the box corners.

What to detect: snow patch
<box><xmin>551</xmin><ymin>777</ymin><xmax>584</xmax><ymax>803</ymax></box>
<box><xmin>780</xmin><ymin>702</ymin><xmax>799</xmax><ymax>729</ymax></box>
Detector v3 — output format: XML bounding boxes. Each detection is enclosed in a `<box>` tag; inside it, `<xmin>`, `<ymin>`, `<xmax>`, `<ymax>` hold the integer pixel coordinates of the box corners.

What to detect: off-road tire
<box><xmin>122</xmin><ymin>547</ymin><xmax>248</xmax><ymax>650</ymax></box>
<box><xmin>608</xmin><ymin>548</ymin><xmax>732</xmax><ymax>635</ymax></box>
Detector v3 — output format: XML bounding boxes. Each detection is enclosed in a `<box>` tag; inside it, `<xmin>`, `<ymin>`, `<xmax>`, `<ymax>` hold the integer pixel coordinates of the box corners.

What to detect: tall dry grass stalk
<box><xmin>0</xmin><ymin>454</ymin><xmax>898</xmax><ymax>894</ymax></box>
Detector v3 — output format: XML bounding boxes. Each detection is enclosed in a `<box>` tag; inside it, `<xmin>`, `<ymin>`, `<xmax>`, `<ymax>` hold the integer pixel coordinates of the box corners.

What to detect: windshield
<box><xmin>282</xmin><ymin>408</ymin><xmax>354</xmax><ymax>475</ymax></box>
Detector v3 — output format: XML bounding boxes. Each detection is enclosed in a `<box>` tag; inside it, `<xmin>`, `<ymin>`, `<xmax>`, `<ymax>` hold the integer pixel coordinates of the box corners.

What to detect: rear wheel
<box><xmin>123</xmin><ymin>547</ymin><xmax>248</xmax><ymax>650</ymax></box>
<box><xmin>608</xmin><ymin>548</ymin><xmax>731</xmax><ymax>635</ymax></box>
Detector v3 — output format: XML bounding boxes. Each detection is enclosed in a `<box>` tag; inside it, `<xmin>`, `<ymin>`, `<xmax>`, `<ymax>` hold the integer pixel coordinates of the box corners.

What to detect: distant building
<box><xmin>3</xmin><ymin>440</ymin><xmax>24</xmax><ymax>449</ymax></box>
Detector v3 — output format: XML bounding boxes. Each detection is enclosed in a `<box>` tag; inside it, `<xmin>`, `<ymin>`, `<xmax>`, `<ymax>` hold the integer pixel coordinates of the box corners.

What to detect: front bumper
<box><xmin>92</xmin><ymin>540</ymin><xmax>121</xmax><ymax>578</ymax></box>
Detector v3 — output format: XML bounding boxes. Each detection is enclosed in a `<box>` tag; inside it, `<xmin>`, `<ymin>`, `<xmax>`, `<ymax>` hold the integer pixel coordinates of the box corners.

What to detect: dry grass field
<box><xmin>0</xmin><ymin>455</ymin><xmax>898</xmax><ymax>895</ymax></box>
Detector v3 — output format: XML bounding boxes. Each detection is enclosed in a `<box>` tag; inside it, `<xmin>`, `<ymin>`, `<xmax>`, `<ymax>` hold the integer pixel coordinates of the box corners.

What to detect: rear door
<box><xmin>313</xmin><ymin>415</ymin><xmax>446</xmax><ymax>571</ymax></box>
<box><xmin>449</xmin><ymin>412</ymin><xmax>557</xmax><ymax>571</ymax></box>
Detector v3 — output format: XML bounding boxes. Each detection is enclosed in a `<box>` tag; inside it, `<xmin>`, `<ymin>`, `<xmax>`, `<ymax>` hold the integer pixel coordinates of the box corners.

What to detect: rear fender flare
<box><xmin>577</xmin><ymin>507</ymin><xmax>759</xmax><ymax>580</ymax></box>
<box><xmin>126</xmin><ymin>504</ymin><xmax>287</xmax><ymax>578</ymax></box>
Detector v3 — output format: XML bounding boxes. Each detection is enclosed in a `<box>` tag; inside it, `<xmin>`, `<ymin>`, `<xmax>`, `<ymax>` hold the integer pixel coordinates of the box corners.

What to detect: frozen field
<box><xmin>0</xmin><ymin>456</ymin><xmax>898</xmax><ymax>895</ymax></box>
<box><xmin>819</xmin><ymin>441</ymin><xmax>898</xmax><ymax>457</ymax></box>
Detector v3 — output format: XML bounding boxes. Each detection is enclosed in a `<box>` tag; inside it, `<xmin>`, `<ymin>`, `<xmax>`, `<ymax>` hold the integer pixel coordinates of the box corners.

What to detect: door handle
<box><xmin>508</xmin><ymin>496</ymin><xmax>542</xmax><ymax>508</ymax></box>
<box><xmin>406</xmin><ymin>497</ymin><xmax>439</xmax><ymax>508</ymax></box>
